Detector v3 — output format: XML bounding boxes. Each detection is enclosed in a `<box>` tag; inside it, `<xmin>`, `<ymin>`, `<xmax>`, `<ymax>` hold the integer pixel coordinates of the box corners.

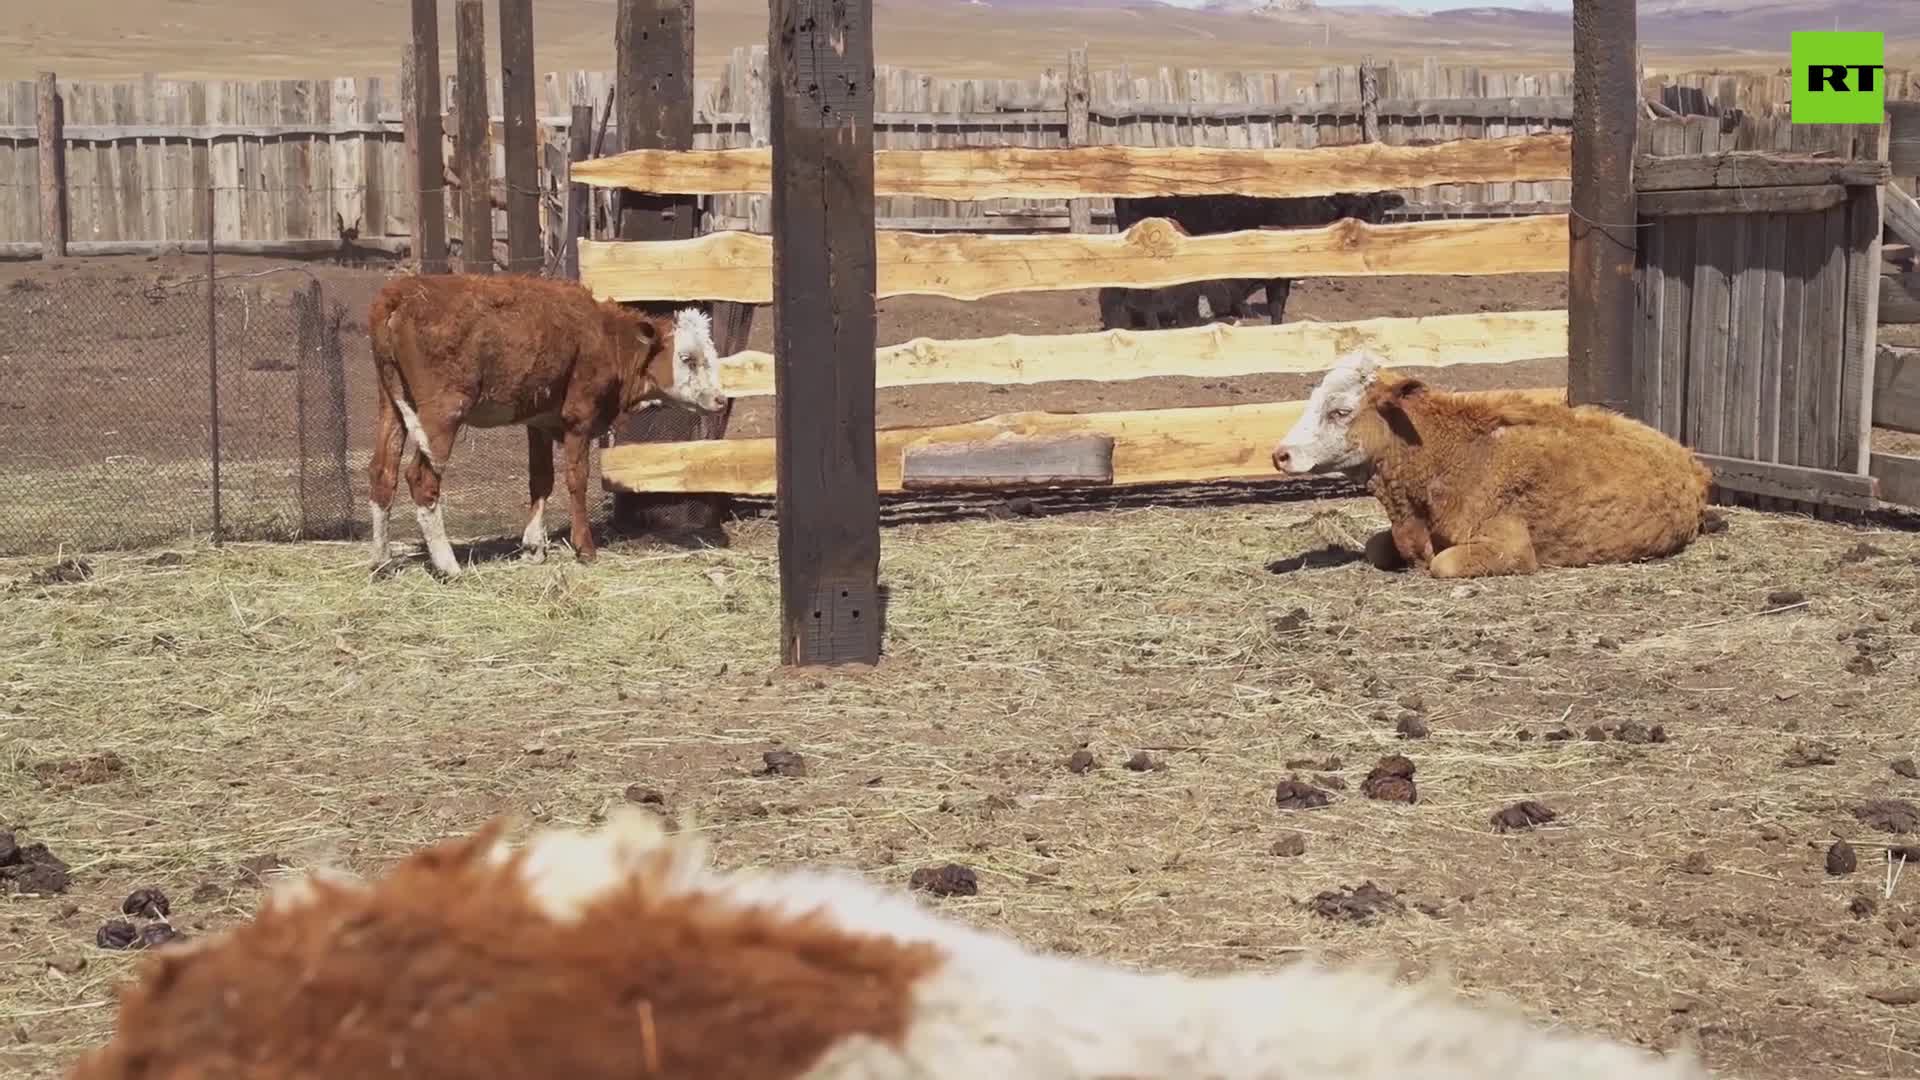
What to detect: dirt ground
<box><xmin>2</xmin><ymin>500</ymin><xmax>1919</xmax><ymax>1080</ymax></box>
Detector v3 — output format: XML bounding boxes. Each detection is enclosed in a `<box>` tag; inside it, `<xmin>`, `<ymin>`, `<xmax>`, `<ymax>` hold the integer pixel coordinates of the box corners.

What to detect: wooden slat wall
<box><xmin>2</xmin><ymin>62</ymin><xmax>1913</xmax><ymax>248</ymax></box>
<box><xmin>1634</xmin><ymin>116</ymin><xmax>1886</xmax><ymax>516</ymax></box>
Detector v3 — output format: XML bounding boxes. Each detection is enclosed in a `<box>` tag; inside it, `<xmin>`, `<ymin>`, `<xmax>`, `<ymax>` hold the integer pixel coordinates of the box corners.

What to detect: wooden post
<box><xmin>409</xmin><ymin>0</ymin><xmax>449</xmax><ymax>273</ymax></box>
<box><xmin>1568</xmin><ymin>0</ymin><xmax>1638</xmax><ymax>416</ymax></box>
<box><xmin>35</xmin><ymin>72</ymin><xmax>67</xmax><ymax>260</ymax></box>
<box><xmin>454</xmin><ymin>0</ymin><xmax>493</xmax><ymax>273</ymax></box>
<box><xmin>562</xmin><ymin>102</ymin><xmax>593</xmax><ymax>281</ymax></box>
<box><xmin>1065</xmin><ymin>47</ymin><xmax>1091</xmax><ymax>233</ymax></box>
<box><xmin>610</xmin><ymin>0</ymin><xmax>723</xmax><ymax>535</ymax></box>
<box><xmin>499</xmin><ymin>0</ymin><xmax>541</xmax><ymax>275</ymax></box>
<box><xmin>1359</xmin><ymin>57</ymin><xmax>1381</xmax><ymax>144</ymax></box>
<box><xmin>770</xmin><ymin>0</ymin><xmax>881</xmax><ymax>666</ymax></box>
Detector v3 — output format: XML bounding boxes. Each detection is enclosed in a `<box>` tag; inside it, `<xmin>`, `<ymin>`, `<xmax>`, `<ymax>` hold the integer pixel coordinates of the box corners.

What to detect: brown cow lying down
<box><xmin>368</xmin><ymin>273</ymin><xmax>726</xmax><ymax>578</ymax></box>
<box><xmin>1271</xmin><ymin>351</ymin><xmax>1711</xmax><ymax>578</ymax></box>
<box><xmin>68</xmin><ymin>810</ymin><xmax>1712</xmax><ymax>1080</ymax></box>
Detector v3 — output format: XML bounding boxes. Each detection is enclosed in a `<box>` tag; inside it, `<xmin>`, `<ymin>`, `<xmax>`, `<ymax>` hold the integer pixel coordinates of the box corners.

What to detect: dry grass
<box><xmin>3</xmin><ymin>497</ymin><xmax>1920</xmax><ymax>1078</ymax></box>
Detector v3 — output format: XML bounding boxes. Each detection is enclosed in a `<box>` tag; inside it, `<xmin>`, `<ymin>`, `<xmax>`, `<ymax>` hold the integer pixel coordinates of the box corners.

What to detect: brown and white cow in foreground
<box><xmin>70</xmin><ymin>810</ymin><xmax>1711</xmax><ymax>1080</ymax></box>
<box><xmin>1272</xmin><ymin>351</ymin><xmax>1712</xmax><ymax>578</ymax></box>
<box><xmin>367</xmin><ymin>273</ymin><xmax>725</xmax><ymax>578</ymax></box>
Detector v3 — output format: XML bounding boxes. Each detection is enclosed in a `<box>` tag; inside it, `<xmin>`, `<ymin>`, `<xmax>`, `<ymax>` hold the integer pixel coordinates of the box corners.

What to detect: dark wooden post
<box><xmin>454</xmin><ymin>0</ymin><xmax>493</xmax><ymax>273</ymax></box>
<box><xmin>1065</xmin><ymin>48</ymin><xmax>1091</xmax><ymax>233</ymax></box>
<box><xmin>1568</xmin><ymin>0</ymin><xmax>1638</xmax><ymax>415</ymax></box>
<box><xmin>562</xmin><ymin>102</ymin><xmax>594</xmax><ymax>281</ymax></box>
<box><xmin>409</xmin><ymin>0</ymin><xmax>449</xmax><ymax>273</ymax></box>
<box><xmin>770</xmin><ymin>0</ymin><xmax>881</xmax><ymax>667</ymax></box>
<box><xmin>36</xmin><ymin>72</ymin><xmax>67</xmax><ymax>259</ymax></box>
<box><xmin>499</xmin><ymin>0</ymin><xmax>541</xmax><ymax>275</ymax></box>
<box><xmin>610</xmin><ymin>0</ymin><xmax>728</xmax><ymax>536</ymax></box>
<box><xmin>1359</xmin><ymin>57</ymin><xmax>1381</xmax><ymax>144</ymax></box>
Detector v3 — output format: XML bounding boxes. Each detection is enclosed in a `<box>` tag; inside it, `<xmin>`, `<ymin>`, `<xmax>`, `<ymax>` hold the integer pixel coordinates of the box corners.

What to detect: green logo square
<box><xmin>1792</xmin><ymin>31</ymin><xmax>1886</xmax><ymax>124</ymax></box>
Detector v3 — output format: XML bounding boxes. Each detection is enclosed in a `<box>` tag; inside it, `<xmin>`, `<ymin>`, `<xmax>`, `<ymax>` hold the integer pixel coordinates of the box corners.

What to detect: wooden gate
<box><xmin>1631</xmin><ymin>117</ymin><xmax>1918</xmax><ymax>514</ymax></box>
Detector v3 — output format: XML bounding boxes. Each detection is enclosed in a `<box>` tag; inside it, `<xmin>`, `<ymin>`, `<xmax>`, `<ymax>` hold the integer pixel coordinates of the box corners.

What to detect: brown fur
<box><xmin>67</xmin><ymin>821</ymin><xmax>942</xmax><ymax>1080</ymax></box>
<box><xmin>367</xmin><ymin>272</ymin><xmax>694</xmax><ymax>566</ymax></box>
<box><xmin>1353</xmin><ymin>371</ymin><xmax>1713</xmax><ymax>578</ymax></box>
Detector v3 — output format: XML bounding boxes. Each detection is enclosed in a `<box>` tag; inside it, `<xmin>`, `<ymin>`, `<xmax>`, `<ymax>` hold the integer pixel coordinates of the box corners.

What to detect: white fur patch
<box><xmin>368</xmin><ymin>499</ymin><xmax>390</xmax><ymax>565</ymax></box>
<box><xmin>669</xmin><ymin>307</ymin><xmax>726</xmax><ymax>414</ymax></box>
<box><xmin>392</xmin><ymin>398</ymin><xmax>437</xmax><ymax>469</ymax></box>
<box><xmin>520</xmin><ymin>498</ymin><xmax>546</xmax><ymax>552</ymax></box>
<box><xmin>1273</xmin><ymin>349</ymin><xmax>1384</xmax><ymax>475</ymax></box>
<box><xmin>414</xmin><ymin>502</ymin><xmax>459</xmax><ymax>577</ymax></box>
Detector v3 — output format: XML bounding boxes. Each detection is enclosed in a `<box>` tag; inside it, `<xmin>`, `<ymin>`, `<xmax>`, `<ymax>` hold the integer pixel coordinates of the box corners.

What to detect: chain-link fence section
<box><xmin>0</xmin><ymin>263</ymin><xmax>620</xmax><ymax>556</ymax></box>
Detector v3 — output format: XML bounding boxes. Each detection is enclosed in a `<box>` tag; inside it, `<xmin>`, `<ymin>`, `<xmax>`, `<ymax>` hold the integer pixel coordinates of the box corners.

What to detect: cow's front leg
<box><xmin>521</xmin><ymin>426</ymin><xmax>555</xmax><ymax>562</ymax></box>
<box><xmin>1428</xmin><ymin>514</ymin><xmax>1540</xmax><ymax>579</ymax></box>
<box><xmin>402</xmin><ymin>419</ymin><xmax>462</xmax><ymax>579</ymax></box>
<box><xmin>561</xmin><ymin>428</ymin><xmax>598</xmax><ymax>564</ymax></box>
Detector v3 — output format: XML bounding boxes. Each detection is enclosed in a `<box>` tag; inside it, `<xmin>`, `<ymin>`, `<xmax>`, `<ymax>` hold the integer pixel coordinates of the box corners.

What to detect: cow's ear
<box><xmin>1385</xmin><ymin>377</ymin><xmax>1426</xmax><ymax>403</ymax></box>
<box><xmin>633</xmin><ymin>319</ymin><xmax>660</xmax><ymax>346</ymax></box>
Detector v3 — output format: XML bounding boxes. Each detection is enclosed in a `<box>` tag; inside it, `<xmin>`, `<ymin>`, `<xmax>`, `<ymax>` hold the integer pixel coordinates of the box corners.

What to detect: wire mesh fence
<box><xmin>0</xmin><ymin>261</ymin><xmax>633</xmax><ymax>556</ymax></box>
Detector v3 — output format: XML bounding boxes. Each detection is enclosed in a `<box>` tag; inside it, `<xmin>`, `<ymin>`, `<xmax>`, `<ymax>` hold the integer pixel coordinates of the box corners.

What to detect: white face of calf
<box><xmin>1271</xmin><ymin>350</ymin><xmax>1383</xmax><ymax>475</ymax></box>
<box><xmin>663</xmin><ymin>307</ymin><xmax>726</xmax><ymax>414</ymax></box>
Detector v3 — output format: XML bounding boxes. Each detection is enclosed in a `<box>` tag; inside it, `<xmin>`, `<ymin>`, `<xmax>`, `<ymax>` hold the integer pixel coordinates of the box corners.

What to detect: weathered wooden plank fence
<box><xmin>8</xmin><ymin>55</ymin><xmax>1918</xmax><ymax>260</ymax></box>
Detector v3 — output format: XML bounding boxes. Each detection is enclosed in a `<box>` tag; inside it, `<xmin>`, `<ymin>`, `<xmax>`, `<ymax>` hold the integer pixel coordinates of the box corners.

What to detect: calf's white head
<box><xmin>662</xmin><ymin>307</ymin><xmax>726</xmax><ymax>414</ymax></box>
<box><xmin>1271</xmin><ymin>349</ymin><xmax>1385</xmax><ymax>475</ymax></box>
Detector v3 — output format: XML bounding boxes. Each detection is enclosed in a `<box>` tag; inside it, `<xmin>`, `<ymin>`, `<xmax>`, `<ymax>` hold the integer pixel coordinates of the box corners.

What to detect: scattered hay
<box><xmin>2</xmin><ymin>504</ymin><xmax>1919</xmax><ymax>1078</ymax></box>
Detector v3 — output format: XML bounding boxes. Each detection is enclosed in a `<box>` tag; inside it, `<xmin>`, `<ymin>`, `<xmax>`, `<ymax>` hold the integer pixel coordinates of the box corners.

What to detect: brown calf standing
<box><xmin>367</xmin><ymin>273</ymin><xmax>725</xmax><ymax>578</ymax></box>
<box><xmin>1273</xmin><ymin>351</ymin><xmax>1711</xmax><ymax>578</ymax></box>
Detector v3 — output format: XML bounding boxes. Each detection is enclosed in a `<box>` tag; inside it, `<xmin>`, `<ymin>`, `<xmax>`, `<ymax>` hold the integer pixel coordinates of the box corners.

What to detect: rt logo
<box><xmin>1791</xmin><ymin>31</ymin><xmax>1885</xmax><ymax>124</ymax></box>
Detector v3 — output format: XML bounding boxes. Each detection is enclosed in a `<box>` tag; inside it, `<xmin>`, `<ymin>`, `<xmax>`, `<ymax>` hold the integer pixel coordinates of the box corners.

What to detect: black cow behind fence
<box><xmin>1098</xmin><ymin>192</ymin><xmax>1408</xmax><ymax>331</ymax></box>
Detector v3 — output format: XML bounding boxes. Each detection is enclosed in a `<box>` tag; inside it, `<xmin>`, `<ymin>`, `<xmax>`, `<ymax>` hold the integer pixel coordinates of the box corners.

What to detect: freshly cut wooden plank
<box><xmin>569</xmin><ymin>133</ymin><xmax>1573</xmax><ymax>198</ymax></box>
<box><xmin>1637</xmin><ymin>184</ymin><xmax>1845</xmax><ymax>217</ymax></box>
<box><xmin>1635</xmin><ymin>152</ymin><xmax>1889</xmax><ymax>192</ymax></box>
<box><xmin>1694</xmin><ymin>453</ymin><xmax>1878</xmax><ymax>511</ymax></box>
<box><xmin>709</xmin><ymin>309</ymin><xmax>1570</xmax><ymax>398</ymax></box>
<box><xmin>900</xmin><ymin>433</ymin><xmax>1115</xmax><ymax>491</ymax></box>
<box><xmin>597</xmin><ymin>388</ymin><xmax>1569</xmax><ymax>496</ymax></box>
<box><xmin>579</xmin><ymin>214</ymin><xmax>1570</xmax><ymax>304</ymax></box>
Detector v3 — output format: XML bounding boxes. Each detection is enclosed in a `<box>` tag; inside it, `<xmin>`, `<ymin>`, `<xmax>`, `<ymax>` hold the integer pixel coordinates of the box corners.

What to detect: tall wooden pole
<box><xmin>1568</xmin><ymin>0</ymin><xmax>1638</xmax><ymax>415</ymax></box>
<box><xmin>454</xmin><ymin>0</ymin><xmax>493</xmax><ymax>274</ymax></box>
<box><xmin>770</xmin><ymin>0</ymin><xmax>881</xmax><ymax>667</ymax></box>
<box><xmin>36</xmin><ymin>73</ymin><xmax>67</xmax><ymax>260</ymax></box>
<box><xmin>611</xmin><ymin>0</ymin><xmax>726</xmax><ymax>535</ymax></box>
<box><xmin>409</xmin><ymin>0</ymin><xmax>448</xmax><ymax>274</ymax></box>
<box><xmin>499</xmin><ymin>0</ymin><xmax>541</xmax><ymax>276</ymax></box>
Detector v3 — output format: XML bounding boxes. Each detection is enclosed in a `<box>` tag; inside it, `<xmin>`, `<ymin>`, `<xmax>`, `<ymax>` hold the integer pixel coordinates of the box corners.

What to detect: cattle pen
<box><xmin>7</xmin><ymin>5</ymin><xmax>1920</xmax><ymax>1080</ymax></box>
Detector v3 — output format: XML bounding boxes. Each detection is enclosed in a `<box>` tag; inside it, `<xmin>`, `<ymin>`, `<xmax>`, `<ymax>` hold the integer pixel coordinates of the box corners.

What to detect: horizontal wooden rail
<box><xmin>702</xmin><ymin>201</ymin><xmax>1575</xmax><ymax>234</ymax></box>
<box><xmin>599</xmin><ymin>388</ymin><xmax>1569</xmax><ymax>496</ymax></box>
<box><xmin>570</xmin><ymin>133</ymin><xmax>1574</xmax><ymax>198</ymax></box>
<box><xmin>1638</xmin><ymin>184</ymin><xmax>1847</xmax><ymax>217</ymax></box>
<box><xmin>711</xmin><ymin>309</ymin><xmax>1571</xmax><ymax>398</ymax></box>
<box><xmin>580</xmin><ymin>214</ymin><xmax>1570</xmax><ymax>304</ymax></box>
<box><xmin>0</xmin><ymin>238</ymin><xmax>408</xmax><ymax>260</ymax></box>
<box><xmin>1693</xmin><ymin>454</ymin><xmax>1880</xmax><ymax>511</ymax></box>
<box><xmin>0</xmin><ymin>121</ymin><xmax>403</xmax><ymax>141</ymax></box>
<box><xmin>1634</xmin><ymin>151</ymin><xmax>1890</xmax><ymax>191</ymax></box>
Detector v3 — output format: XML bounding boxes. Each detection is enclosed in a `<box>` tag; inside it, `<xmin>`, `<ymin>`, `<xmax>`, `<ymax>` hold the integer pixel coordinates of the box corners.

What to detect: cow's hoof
<box><xmin>520</xmin><ymin>545</ymin><xmax>547</xmax><ymax>564</ymax></box>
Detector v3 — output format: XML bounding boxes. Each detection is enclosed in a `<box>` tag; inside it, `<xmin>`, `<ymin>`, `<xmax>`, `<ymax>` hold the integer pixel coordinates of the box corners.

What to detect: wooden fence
<box><xmin>8</xmin><ymin>54</ymin><xmax>1920</xmax><ymax>260</ymax></box>
<box><xmin>570</xmin><ymin>107</ymin><xmax>1920</xmax><ymax>520</ymax></box>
